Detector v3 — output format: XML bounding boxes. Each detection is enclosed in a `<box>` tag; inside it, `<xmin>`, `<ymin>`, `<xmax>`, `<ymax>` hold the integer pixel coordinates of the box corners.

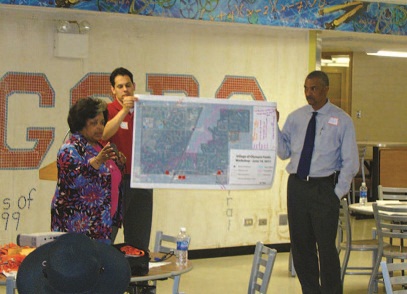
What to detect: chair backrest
<box><xmin>380</xmin><ymin>260</ymin><xmax>407</xmax><ymax>294</ymax></box>
<box><xmin>248</xmin><ymin>242</ymin><xmax>277</xmax><ymax>294</ymax></box>
<box><xmin>373</xmin><ymin>203</ymin><xmax>407</xmax><ymax>249</ymax></box>
<box><xmin>378</xmin><ymin>185</ymin><xmax>407</xmax><ymax>201</ymax></box>
<box><xmin>338</xmin><ymin>198</ymin><xmax>352</xmax><ymax>250</ymax></box>
<box><xmin>358</xmin><ymin>145</ymin><xmax>367</xmax><ymax>182</ymax></box>
<box><xmin>154</xmin><ymin>230</ymin><xmax>191</xmax><ymax>254</ymax></box>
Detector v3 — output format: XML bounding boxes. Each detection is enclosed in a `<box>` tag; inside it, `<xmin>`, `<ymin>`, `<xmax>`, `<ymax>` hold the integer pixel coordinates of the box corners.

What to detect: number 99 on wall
<box><xmin>1</xmin><ymin>188</ymin><xmax>35</xmax><ymax>231</ymax></box>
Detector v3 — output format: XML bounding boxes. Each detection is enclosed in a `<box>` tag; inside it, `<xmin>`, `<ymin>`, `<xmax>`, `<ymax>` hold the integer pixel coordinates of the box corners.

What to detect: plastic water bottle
<box><xmin>176</xmin><ymin>227</ymin><xmax>189</xmax><ymax>266</ymax></box>
<box><xmin>359</xmin><ymin>182</ymin><xmax>368</xmax><ymax>206</ymax></box>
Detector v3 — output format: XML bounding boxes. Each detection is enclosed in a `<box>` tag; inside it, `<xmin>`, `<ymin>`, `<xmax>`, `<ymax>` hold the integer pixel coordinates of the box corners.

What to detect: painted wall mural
<box><xmin>1</xmin><ymin>0</ymin><xmax>407</xmax><ymax>35</ymax></box>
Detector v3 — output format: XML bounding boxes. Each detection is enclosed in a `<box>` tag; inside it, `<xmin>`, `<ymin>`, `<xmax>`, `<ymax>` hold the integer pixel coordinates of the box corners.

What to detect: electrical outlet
<box><xmin>356</xmin><ymin>110</ymin><xmax>362</xmax><ymax>119</ymax></box>
<box><xmin>259</xmin><ymin>218</ymin><xmax>267</xmax><ymax>226</ymax></box>
<box><xmin>244</xmin><ymin>218</ymin><xmax>253</xmax><ymax>226</ymax></box>
<box><xmin>279</xmin><ymin>213</ymin><xmax>288</xmax><ymax>226</ymax></box>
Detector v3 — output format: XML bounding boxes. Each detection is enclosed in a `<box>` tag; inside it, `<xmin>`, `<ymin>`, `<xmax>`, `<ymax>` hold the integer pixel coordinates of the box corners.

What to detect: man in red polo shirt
<box><xmin>103</xmin><ymin>67</ymin><xmax>153</xmax><ymax>250</ymax></box>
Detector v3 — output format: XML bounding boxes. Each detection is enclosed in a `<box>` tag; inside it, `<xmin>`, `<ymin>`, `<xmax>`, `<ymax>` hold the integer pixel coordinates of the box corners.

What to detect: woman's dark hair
<box><xmin>68</xmin><ymin>97</ymin><xmax>108</xmax><ymax>133</ymax></box>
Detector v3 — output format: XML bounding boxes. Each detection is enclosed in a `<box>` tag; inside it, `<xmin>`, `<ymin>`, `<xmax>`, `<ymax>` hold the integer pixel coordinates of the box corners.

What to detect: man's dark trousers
<box><xmin>287</xmin><ymin>174</ymin><xmax>342</xmax><ymax>294</ymax></box>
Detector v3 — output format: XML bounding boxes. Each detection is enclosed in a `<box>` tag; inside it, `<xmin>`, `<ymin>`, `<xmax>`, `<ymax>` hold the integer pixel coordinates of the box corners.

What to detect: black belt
<box><xmin>293</xmin><ymin>172</ymin><xmax>339</xmax><ymax>182</ymax></box>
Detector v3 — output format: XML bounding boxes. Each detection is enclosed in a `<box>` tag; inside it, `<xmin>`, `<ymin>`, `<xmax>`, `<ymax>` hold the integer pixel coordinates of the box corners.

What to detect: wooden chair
<box><xmin>378</xmin><ymin>185</ymin><xmax>407</xmax><ymax>201</ymax></box>
<box><xmin>338</xmin><ymin>198</ymin><xmax>379</xmax><ymax>287</ymax></box>
<box><xmin>248</xmin><ymin>242</ymin><xmax>277</xmax><ymax>294</ymax></box>
<box><xmin>381</xmin><ymin>260</ymin><xmax>407</xmax><ymax>294</ymax></box>
<box><xmin>368</xmin><ymin>203</ymin><xmax>407</xmax><ymax>294</ymax></box>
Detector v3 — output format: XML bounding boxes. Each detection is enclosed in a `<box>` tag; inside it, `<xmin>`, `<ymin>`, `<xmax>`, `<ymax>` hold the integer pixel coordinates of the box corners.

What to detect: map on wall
<box><xmin>130</xmin><ymin>95</ymin><xmax>277</xmax><ymax>190</ymax></box>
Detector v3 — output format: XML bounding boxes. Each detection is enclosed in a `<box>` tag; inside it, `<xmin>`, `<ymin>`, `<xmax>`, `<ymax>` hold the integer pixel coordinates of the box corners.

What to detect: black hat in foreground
<box><xmin>16</xmin><ymin>233</ymin><xmax>131</xmax><ymax>294</ymax></box>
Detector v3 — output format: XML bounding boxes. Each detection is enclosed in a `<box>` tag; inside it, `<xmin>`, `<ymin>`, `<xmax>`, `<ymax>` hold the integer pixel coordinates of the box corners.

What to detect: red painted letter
<box><xmin>0</xmin><ymin>72</ymin><xmax>54</xmax><ymax>168</ymax></box>
<box><xmin>215</xmin><ymin>76</ymin><xmax>266</xmax><ymax>101</ymax></box>
<box><xmin>146</xmin><ymin>74</ymin><xmax>199</xmax><ymax>97</ymax></box>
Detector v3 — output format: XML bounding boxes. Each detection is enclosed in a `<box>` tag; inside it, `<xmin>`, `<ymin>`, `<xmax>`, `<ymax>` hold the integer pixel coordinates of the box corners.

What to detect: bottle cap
<box><xmin>361</xmin><ymin>182</ymin><xmax>366</xmax><ymax>187</ymax></box>
<box><xmin>180</xmin><ymin>227</ymin><xmax>186</xmax><ymax>232</ymax></box>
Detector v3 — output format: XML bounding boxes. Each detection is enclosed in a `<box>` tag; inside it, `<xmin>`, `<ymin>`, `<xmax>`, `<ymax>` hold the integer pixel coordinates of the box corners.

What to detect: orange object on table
<box><xmin>0</xmin><ymin>243</ymin><xmax>34</xmax><ymax>273</ymax></box>
<box><xmin>119</xmin><ymin>245</ymin><xmax>145</xmax><ymax>256</ymax></box>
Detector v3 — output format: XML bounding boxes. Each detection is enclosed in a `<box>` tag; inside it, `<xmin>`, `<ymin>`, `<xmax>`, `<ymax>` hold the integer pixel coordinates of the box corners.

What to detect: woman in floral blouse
<box><xmin>51</xmin><ymin>97</ymin><xmax>126</xmax><ymax>244</ymax></box>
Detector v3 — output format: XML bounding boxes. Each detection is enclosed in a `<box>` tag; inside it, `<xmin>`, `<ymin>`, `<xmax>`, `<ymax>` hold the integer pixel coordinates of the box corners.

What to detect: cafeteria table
<box><xmin>348</xmin><ymin>200</ymin><xmax>407</xmax><ymax>215</ymax></box>
<box><xmin>130</xmin><ymin>253</ymin><xmax>193</xmax><ymax>294</ymax></box>
<box><xmin>0</xmin><ymin>253</ymin><xmax>193</xmax><ymax>294</ymax></box>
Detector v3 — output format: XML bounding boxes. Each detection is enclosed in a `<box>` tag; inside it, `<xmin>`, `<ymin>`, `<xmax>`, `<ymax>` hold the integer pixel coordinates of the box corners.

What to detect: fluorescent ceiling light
<box><xmin>366</xmin><ymin>50</ymin><xmax>407</xmax><ymax>58</ymax></box>
<box><xmin>321</xmin><ymin>55</ymin><xmax>349</xmax><ymax>67</ymax></box>
<box><xmin>57</xmin><ymin>20</ymin><xmax>91</xmax><ymax>34</ymax></box>
<box><xmin>332</xmin><ymin>56</ymin><xmax>349</xmax><ymax>64</ymax></box>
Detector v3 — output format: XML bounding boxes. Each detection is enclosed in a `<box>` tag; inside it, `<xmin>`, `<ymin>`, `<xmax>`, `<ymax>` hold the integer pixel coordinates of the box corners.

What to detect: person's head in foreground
<box><xmin>16</xmin><ymin>233</ymin><xmax>131</xmax><ymax>294</ymax></box>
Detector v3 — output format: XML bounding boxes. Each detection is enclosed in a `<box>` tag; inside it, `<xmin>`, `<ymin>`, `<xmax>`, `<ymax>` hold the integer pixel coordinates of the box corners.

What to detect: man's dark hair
<box><xmin>68</xmin><ymin>97</ymin><xmax>108</xmax><ymax>133</ymax></box>
<box><xmin>110</xmin><ymin>67</ymin><xmax>134</xmax><ymax>87</ymax></box>
<box><xmin>306</xmin><ymin>70</ymin><xmax>329</xmax><ymax>87</ymax></box>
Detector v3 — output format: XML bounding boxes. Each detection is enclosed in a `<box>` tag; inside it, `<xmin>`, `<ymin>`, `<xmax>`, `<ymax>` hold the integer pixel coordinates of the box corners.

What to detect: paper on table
<box><xmin>2</xmin><ymin>270</ymin><xmax>17</xmax><ymax>278</ymax></box>
<box><xmin>149</xmin><ymin>261</ymin><xmax>170</xmax><ymax>269</ymax></box>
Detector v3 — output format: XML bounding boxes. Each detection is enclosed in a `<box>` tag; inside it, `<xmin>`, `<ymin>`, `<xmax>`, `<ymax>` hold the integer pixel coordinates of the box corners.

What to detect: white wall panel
<box><xmin>0</xmin><ymin>6</ymin><xmax>309</xmax><ymax>249</ymax></box>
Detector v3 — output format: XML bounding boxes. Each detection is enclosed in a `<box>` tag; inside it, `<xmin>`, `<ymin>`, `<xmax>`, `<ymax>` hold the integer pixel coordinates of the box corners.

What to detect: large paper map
<box><xmin>130</xmin><ymin>95</ymin><xmax>277</xmax><ymax>190</ymax></box>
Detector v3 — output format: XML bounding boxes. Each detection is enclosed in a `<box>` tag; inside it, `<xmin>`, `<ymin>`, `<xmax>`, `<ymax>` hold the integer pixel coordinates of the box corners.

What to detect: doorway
<box><xmin>321</xmin><ymin>52</ymin><xmax>353</xmax><ymax>116</ymax></box>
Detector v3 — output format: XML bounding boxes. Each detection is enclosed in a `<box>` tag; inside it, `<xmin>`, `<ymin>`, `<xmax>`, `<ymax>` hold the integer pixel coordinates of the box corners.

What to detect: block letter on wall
<box><xmin>71</xmin><ymin>73</ymin><xmax>111</xmax><ymax>106</ymax></box>
<box><xmin>0</xmin><ymin>72</ymin><xmax>54</xmax><ymax>169</ymax></box>
<box><xmin>146</xmin><ymin>74</ymin><xmax>199</xmax><ymax>97</ymax></box>
<box><xmin>215</xmin><ymin>76</ymin><xmax>267</xmax><ymax>101</ymax></box>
